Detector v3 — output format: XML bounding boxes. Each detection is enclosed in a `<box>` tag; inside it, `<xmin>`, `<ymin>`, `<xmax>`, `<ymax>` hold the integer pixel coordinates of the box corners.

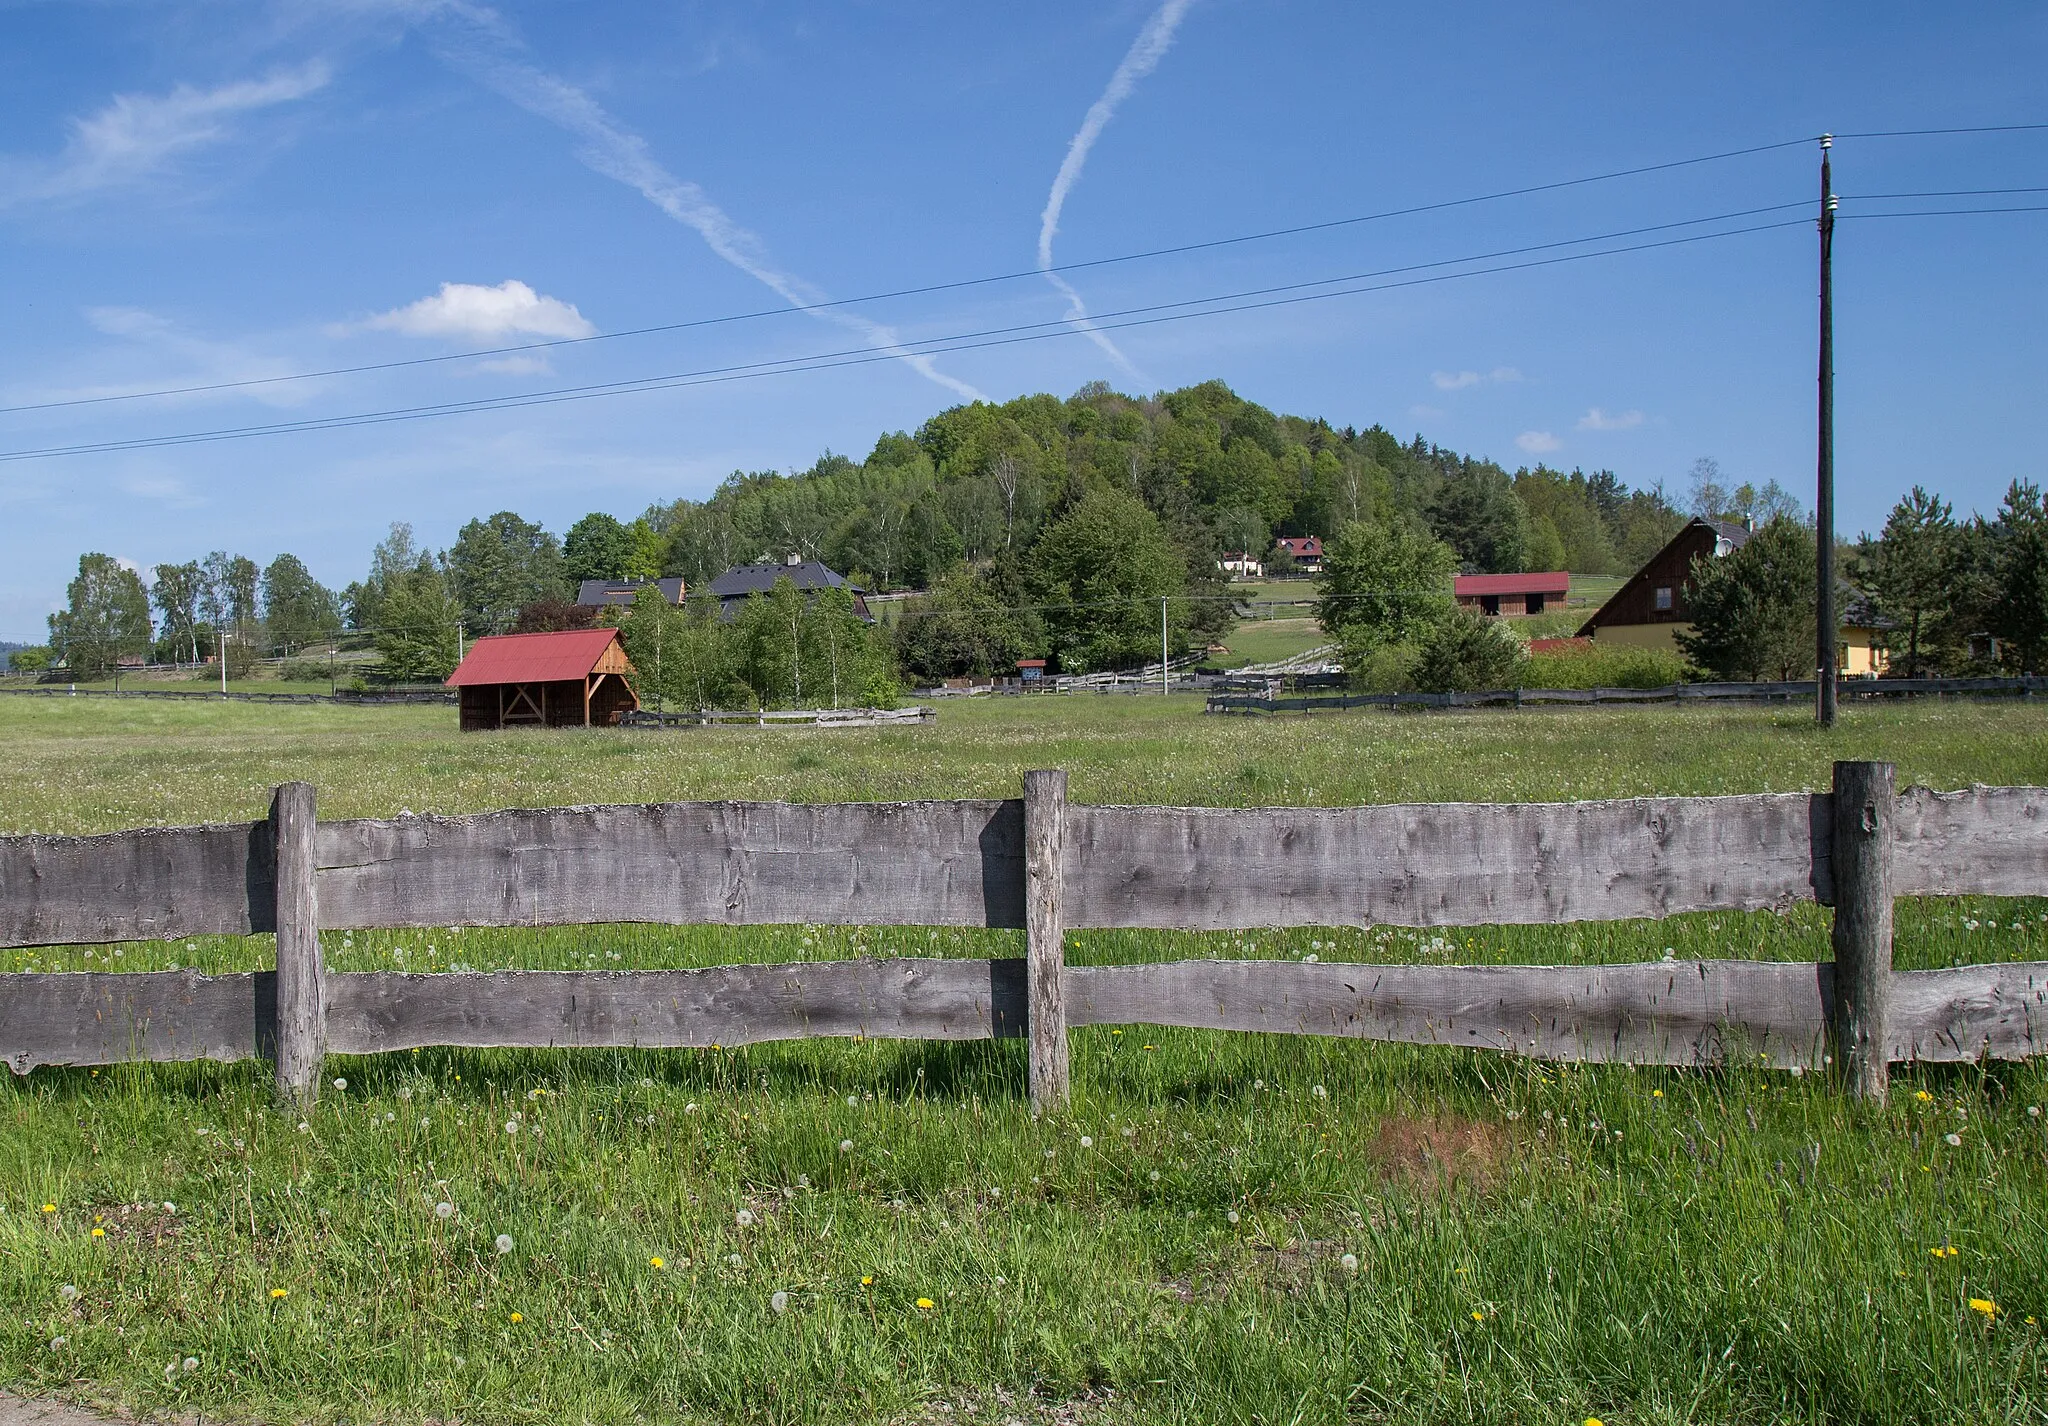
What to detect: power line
<box><xmin>0</xmin><ymin>212</ymin><xmax>1808</xmax><ymax>464</ymax></box>
<box><xmin>1832</xmin><ymin>122</ymin><xmax>2048</xmax><ymax>139</ymax></box>
<box><xmin>0</xmin><ymin>136</ymin><xmax>1818</xmax><ymax>418</ymax></box>
<box><xmin>1840</xmin><ymin>204</ymin><xmax>2048</xmax><ymax>218</ymax></box>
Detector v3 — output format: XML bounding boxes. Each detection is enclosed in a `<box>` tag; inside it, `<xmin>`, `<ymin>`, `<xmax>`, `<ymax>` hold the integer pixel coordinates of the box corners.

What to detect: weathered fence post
<box><xmin>1024</xmin><ymin>768</ymin><xmax>1069</xmax><ymax>1109</ymax></box>
<box><xmin>271</xmin><ymin>781</ymin><xmax>325</xmax><ymax>1110</ymax></box>
<box><xmin>1829</xmin><ymin>760</ymin><xmax>1894</xmax><ymax>1101</ymax></box>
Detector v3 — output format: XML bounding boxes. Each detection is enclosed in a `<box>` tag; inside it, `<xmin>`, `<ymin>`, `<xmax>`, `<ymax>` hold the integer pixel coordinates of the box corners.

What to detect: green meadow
<box><xmin>2</xmin><ymin>695</ymin><xmax>2045</xmax><ymax>1424</ymax></box>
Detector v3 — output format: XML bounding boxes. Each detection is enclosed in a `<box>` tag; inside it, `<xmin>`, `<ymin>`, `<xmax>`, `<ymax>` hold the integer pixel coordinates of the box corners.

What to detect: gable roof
<box><xmin>707</xmin><ymin>560</ymin><xmax>855</xmax><ymax>600</ymax></box>
<box><xmin>1576</xmin><ymin>517</ymin><xmax>1753</xmax><ymax>636</ymax></box>
<box><xmin>1276</xmin><ymin>536</ymin><xmax>1322</xmax><ymax>556</ymax></box>
<box><xmin>1455</xmin><ymin>571</ymin><xmax>1571</xmax><ymax>598</ymax></box>
<box><xmin>576</xmin><ymin>577</ymin><xmax>685</xmax><ymax>608</ymax></box>
<box><xmin>445</xmin><ymin>628</ymin><xmax>630</xmax><ymax>687</ymax></box>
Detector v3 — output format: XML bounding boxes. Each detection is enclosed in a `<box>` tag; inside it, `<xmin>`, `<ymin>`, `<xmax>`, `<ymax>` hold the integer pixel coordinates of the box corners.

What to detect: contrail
<box><xmin>1037</xmin><ymin>0</ymin><xmax>1196</xmax><ymax>381</ymax></box>
<box><xmin>428</xmin><ymin>5</ymin><xmax>984</xmax><ymax>403</ymax></box>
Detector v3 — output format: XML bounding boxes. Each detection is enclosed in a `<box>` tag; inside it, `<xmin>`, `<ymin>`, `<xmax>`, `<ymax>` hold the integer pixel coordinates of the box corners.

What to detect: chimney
<box><xmin>786</xmin><ymin>552</ymin><xmax>802</xmax><ymax>567</ymax></box>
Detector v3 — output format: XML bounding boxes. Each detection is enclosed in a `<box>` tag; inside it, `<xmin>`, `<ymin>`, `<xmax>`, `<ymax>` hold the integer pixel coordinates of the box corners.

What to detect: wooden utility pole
<box><xmin>1816</xmin><ymin>135</ymin><xmax>1839</xmax><ymax>727</ymax></box>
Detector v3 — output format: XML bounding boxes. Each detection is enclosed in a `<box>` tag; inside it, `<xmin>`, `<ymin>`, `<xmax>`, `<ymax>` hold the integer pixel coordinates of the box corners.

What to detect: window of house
<box><xmin>1654</xmin><ymin>586</ymin><xmax>1674</xmax><ymax>612</ymax></box>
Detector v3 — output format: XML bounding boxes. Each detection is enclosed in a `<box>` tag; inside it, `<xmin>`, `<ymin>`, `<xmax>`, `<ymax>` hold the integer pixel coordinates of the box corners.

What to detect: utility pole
<box><xmin>1816</xmin><ymin>134</ymin><xmax>1839</xmax><ymax>727</ymax></box>
<box><xmin>1161</xmin><ymin>597</ymin><xmax>1170</xmax><ymax>696</ymax></box>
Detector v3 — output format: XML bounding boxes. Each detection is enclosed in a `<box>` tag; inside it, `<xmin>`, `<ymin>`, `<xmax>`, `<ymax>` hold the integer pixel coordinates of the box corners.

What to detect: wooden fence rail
<box><xmin>1208</xmin><ymin>675</ymin><xmax>2048</xmax><ymax>715</ymax></box>
<box><xmin>2</xmin><ymin>764</ymin><xmax>2044</xmax><ymax>1105</ymax></box>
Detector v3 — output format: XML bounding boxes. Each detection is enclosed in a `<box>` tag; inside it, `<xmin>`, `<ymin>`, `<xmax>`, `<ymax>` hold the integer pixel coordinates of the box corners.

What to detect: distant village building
<box><xmin>445</xmin><ymin>627</ymin><xmax>639</xmax><ymax>731</ymax></box>
<box><xmin>1220</xmin><ymin>553</ymin><xmax>1264</xmax><ymax>579</ymax></box>
<box><xmin>1454</xmin><ymin>571</ymin><xmax>1570</xmax><ymax>617</ymax></box>
<box><xmin>1273</xmin><ymin>536</ymin><xmax>1323</xmax><ymax>574</ymax></box>
<box><xmin>574</xmin><ymin>578</ymin><xmax>685</xmax><ymax>609</ymax></box>
<box><xmin>1577</xmin><ymin>517</ymin><xmax>1889</xmax><ymax>675</ymax></box>
<box><xmin>706</xmin><ymin>558</ymin><xmax>872</xmax><ymax>622</ymax></box>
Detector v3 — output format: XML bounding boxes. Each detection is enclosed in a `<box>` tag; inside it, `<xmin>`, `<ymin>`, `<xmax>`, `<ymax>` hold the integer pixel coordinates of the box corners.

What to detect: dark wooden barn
<box><xmin>445</xmin><ymin>628</ymin><xmax>640</xmax><ymax>731</ymax></box>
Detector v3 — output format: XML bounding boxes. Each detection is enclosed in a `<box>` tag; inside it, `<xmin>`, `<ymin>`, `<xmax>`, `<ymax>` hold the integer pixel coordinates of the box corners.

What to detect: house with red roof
<box><xmin>1454</xmin><ymin>571</ymin><xmax>1570</xmax><ymax>617</ymax></box>
<box><xmin>445</xmin><ymin>627</ymin><xmax>640</xmax><ymax>731</ymax></box>
<box><xmin>1273</xmin><ymin>536</ymin><xmax>1323</xmax><ymax>573</ymax></box>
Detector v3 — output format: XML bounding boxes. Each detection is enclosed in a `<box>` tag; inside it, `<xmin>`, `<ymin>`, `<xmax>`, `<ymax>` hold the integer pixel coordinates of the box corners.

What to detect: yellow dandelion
<box><xmin>41</xmin><ymin>1204</ymin><xmax>56</xmax><ymax>1214</ymax></box>
<box><xmin>649</xmin><ymin>1256</ymin><xmax>665</xmax><ymax>1269</ymax></box>
<box><xmin>915</xmin><ymin>1297</ymin><xmax>935</xmax><ymax>1310</ymax></box>
<box><xmin>1969</xmin><ymin>1297</ymin><xmax>1999</xmax><ymax>1319</ymax></box>
<box><xmin>269</xmin><ymin>1288</ymin><xmax>288</xmax><ymax>1299</ymax></box>
<box><xmin>1586</xmin><ymin>1418</ymin><xmax>1605</xmax><ymax>1426</ymax></box>
<box><xmin>1651</xmin><ymin>1089</ymin><xmax>1664</xmax><ymax>1098</ymax></box>
<box><xmin>1914</xmin><ymin>1090</ymin><xmax>1932</xmax><ymax>1102</ymax></box>
<box><xmin>1470</xmin><ymin>1310</ymin><xmax>1485</xmax><ymax>1322</ymax></box>
<box><xmin>509</xmin><ymin>1312</ymin><xmax>523</xmax><ymax>1324</ymax></box>
<box><xmin>90</xmin><ymin>1228</ymin><xmax>104</xmax><ymax>1238</ymax></box>
<box><xmin>1930</xmin><ymin>1246</ymin><xmax>1958</xmax><ymax>1259</ymax></box>
<box><xmin>860</xmin><ymin>1276</ymin><xmax>873</xmax><ymax>1287</ymax></box>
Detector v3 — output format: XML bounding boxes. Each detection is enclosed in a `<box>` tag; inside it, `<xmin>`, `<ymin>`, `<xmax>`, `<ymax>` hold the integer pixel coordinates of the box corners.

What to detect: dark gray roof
<box><xmin>707</xmin><ymin>561</ymin><xmax>854</xmax><ymax>600</ymax></box>
<box><xmin>575</xmin><ymin>578</ymin><xmax>685</xmax><ymax>608</ymax></box>
<box><xmin>1702</xmin><ymin>518</ymin><xmax>1753</xmax><ymax>550</ymax></box>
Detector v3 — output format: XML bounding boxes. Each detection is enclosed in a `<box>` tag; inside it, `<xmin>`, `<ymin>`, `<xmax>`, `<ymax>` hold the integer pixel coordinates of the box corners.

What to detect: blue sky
<box><xmin>1</xmin><ymin>0</ymin><xmax>2043</xmax><ymax>640</ymax></box>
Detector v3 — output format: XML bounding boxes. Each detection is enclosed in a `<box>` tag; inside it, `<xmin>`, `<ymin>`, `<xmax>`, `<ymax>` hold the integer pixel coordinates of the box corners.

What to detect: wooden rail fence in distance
<box><xmin>2</xmin><ymin>764</ymin><xmax>2044</xmax><ymax>1108</ymax></box>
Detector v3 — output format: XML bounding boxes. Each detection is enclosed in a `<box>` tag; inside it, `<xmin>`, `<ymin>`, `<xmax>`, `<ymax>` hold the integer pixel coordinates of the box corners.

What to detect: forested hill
<box><xmin>645</xmin><ymin>379</ymin><xmax>1683</xmax><ymax>594</ymax></box>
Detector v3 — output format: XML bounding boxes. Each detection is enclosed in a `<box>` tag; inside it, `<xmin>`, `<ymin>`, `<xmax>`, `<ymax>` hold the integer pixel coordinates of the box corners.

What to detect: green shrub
<box><xmin>1526</xmin><ymin>641</ymin><xmax>1690</xmax><ymax>689</ymax></box>
<box><xmin>1414</xmin><ymin>609</ymin><xmax>1528</xmax><ymax>692</ymax></box>
<box><xmin>276</xmin><ymin>658</ymin><xmax>333</xmax><ymax>684</ymax></box>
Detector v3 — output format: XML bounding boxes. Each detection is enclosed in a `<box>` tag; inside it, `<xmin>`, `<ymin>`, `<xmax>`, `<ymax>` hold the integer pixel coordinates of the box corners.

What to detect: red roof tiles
<box><xmin>445</xmin><ymin>628</ymin><xmax>625</xmax><ymax>687</ymax></box>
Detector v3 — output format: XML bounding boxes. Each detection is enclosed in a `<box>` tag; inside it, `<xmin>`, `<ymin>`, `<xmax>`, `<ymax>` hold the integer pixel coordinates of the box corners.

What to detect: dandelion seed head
<box><xmin>838</xmin><ymin>1139</ymin><xmax>854</xmax><ymax>1154</ymax></box>
<box><xmin>1311</xmin><ymin>1084</ymin><xmax>1327</xmax><ymax>1099</ymax></box>
<box><xmin>770</xmin><ymin>1290</ymin><xmax>789</xmax><ymax>1315</ymax></box>
<box><xmin>332</xmin><ymin>1077</ymin><xmax>347</xmax><ymax>1091</ymax></box>
<box><xmin>58</xmin><ymin>1284</ymin><xmax>78</xmax><ymax>1301</ymax></box>
<box><xmin>182</xmin><ymin>1357</ymin><xmax>198</xmax><ymax>1372</ymax></box>
<box><xmin>1078</xmin><ymin>1136</ymin><xmax>1093</xmax><ymax>1149</ymax></box>
<box><xmin>735</xmin><ymin>1209</ymin><xmax>756</xmax><ymax>1228</ymax></box>
<box><xmin>1227</xmin><ymin>1210</ymin><xmax>1240</xmax><ymax>1224</ymax></box>
<box><xmin>434</xmin><ymin>1201</ymin><xmax>454</xmax><ymax>1219</ymax></box>
<box><xmin>495</xmin><ymin>1234</ymin><xmax>514</xmax><ymax>1254</ymax></box>
<box><xmin>726</xmin><ymin>1254</ymin><xmax>742</xmax><ymax>1268</ymax></box>
<box><xmin>1945</xmin><ymin>1133</ymin><xmax>1963</xmax><ymax>1147</ymax></box>
<box><xmin>1340</xmin><ymin>1253</ymin><xmax>1359</xmax><ymax>1273</ymax></box>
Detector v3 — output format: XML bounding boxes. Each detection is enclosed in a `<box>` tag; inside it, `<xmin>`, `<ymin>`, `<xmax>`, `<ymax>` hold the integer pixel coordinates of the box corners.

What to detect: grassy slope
<box><xmin>3</xmin><ymin>697</ymin><xmax>2046</xmax><ymax>1425</ymax></box>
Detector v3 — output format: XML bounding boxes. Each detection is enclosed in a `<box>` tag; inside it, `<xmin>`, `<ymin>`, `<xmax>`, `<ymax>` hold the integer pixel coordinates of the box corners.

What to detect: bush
<box><xmin>5</xmin><ymin>645</ymin><xmax>51</xmax><ymax>672</ymax></box>
<box><xmin>1344</xmin><ymin>640</ymin><xmax>1422</xmax><ymax>693</ymax></box>
<box><xmin>276</xmin><ymin>658</ymin><xmax>333</xmax><ymax>684</ymax></box>
<box><xmin>1413</xmin><ymin>609</ymin><xmax>1528</xmax><ymax>693</ymax></box>
<box><xmin>1525</xmin><ymin>642</ymin><xmax>1690</xmax><ymax>690</ymax></box>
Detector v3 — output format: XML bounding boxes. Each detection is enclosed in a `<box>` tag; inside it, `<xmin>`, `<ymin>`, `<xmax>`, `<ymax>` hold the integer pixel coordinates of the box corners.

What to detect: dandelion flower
<box><xmin>1079</xmin><ymin>1136</ymin><xmax>1093</xmax><ymax>1149</ymax></box>
<box><xmin>504</xmin><ymin>1121</ymin><xmax>520</xmax><ymax>1136</ymax></box>
<box><xmin>915</xmin><ymin>1298</ymin><xmax>935</xmax><ymax>1310</ymax></box>
<box><xmin>1652</xmin><ymin>1090</ymin><xmax>1664</xmax><ymax>1098</ymax></box>
<box><xmin>1471</xmin><ymin>1311</ymin><xmax>1485</xmax><ymax>1322</ymax></box>
<box><xmin>861</xmin><ymin>1276</ymin><xmax>873</xmax><ymax>1287</ymax></box>
<box><xmin>91</xmin><ymin>1227</ymin><xmax>104</xmax><ymax>1238</ymax></box>
<box><xmin>1340</xmin><ymin>1253</ymin><xmax>1359</xmax><ymax>1274</ymax></box>
<box><xmin>1915</xmin><ymin>1090</ymin><xmax>1933</xmax><ymax>1103</ymax></box>
<box><xmin>1586</xmin><ymin>1419</ymin><xmax>1605</xmax><ymax>1426</ymax></box>
<box><xmin>435</xmin><ymin>1201</ymin><xmax>454</xmax><ymax>1219</ymax></box>
<box><xmin>509</xmin><ymin>1312</ymin><xmax>523</xmax><ymax>1324</ymax></box>
<box><xmin>42</xmin><ymin>1203</ymin><xmax>56</xmax><ymax>1214</ymax></box>
<box><xmin>269</xmin><ymin>1288</ymin><xmax>288</xmax><ymax>1299</ymax></box>
<box><xmin>838</xmin><ymin>1139</ymin><xmax>854</xmax><ymax>1154</ymax></box>
<box><xmin>332</xmin><ymin>1077</ymin><xmax>348</xmax><ymax>1091</ymax></box>
<box><xmin>770</xmin><ymin>1290</ymin><xmax>789</xmax><ymax>1315</ymax></box>
<box><xmin>649</xmin><ymin>1256</ymin><xmax>665</xmax><ymax>1269</ymax></box>
<box><xmin>1227</xmin><ymin>1210</ymin><xmax>1240</xmax><ymax>1225</ymax></box>
<box><xmin>495</xmin><ymin>1234</ymin><xmax>514</xmax><ymax>1254</ymax></box>
<box><xmin>735</xmin><ymin>1209</ymin><xmax>756</xmax><ymax>1228</ymax></box>
<box><xmin>1969</xmin><ymin>1297</ymin><xmax>1999</xmax><ymax>1318</ymax></box>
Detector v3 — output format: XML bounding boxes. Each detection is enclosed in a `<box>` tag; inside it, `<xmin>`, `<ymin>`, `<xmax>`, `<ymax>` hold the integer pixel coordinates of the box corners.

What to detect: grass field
<box><xmin>3</xmin><ymin>697</ymin><xmax>2046</xmax><ymax>1424</ymax></box>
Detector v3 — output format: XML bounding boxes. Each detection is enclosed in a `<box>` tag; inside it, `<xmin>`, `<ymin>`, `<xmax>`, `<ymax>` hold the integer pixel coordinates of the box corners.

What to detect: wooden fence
<box><xmin>0</xmin><ymin>685</ymin><xmax>455</xmax><ymax>706</ymax></box>
<box><xmin>1208</xmin><ymin>675</ymin><xmax>2048</xmax><ymax>715</ymax></box>
<box><xmin>2</xmin><ymin>764</ymin><xmax>2044</xmax><ymax>1109</ymax></box>
<box><xmin>622</xmin><ymin>706</ymin><xmax>936</xmax><ymax>729</ymax></box>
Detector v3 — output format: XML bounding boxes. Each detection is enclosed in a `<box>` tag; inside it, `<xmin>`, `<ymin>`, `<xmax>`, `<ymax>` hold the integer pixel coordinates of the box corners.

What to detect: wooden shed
<box><xmin>445</xmin><ymin>628</ymin><xmax>639</xmax><ymax>731</ymax></box>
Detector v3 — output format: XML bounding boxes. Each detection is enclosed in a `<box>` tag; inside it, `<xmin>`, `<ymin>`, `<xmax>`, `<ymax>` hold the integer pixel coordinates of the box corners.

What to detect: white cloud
<box><xmin>1036</xmin><ymin>0</ymin><xmax>1195</xmax><ymax>381</ymax></box>
<box><xmin>1430</xmin><ymin>366</ymin><xmax>1521</xmax><ymax>392</ymax></box>
<box><xmin>365</xmin><ymin>280</ymin><xmax>596</xmax><ymax>341</ymax></box>
<box><xmin>1576</xmin><ymin>407</ymin><xmax>1645</xmax><ymax>431</ymax></box>
<box><xmin>1</xmin><ymin>64</ymin><xmax>330</xmax><ymax>207</ymax></box>
<box><xmin>1516</xmin><ymin>430</ymin><xmax>1562</xmax><ymax>454</ymax></box>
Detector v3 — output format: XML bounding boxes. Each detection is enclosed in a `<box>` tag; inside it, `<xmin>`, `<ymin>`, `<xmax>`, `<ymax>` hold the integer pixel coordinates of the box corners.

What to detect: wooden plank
<box><xmin>1069</xmin><ymin>957</ymin><xmax>2048</xmax><ymax>1066</ymax></box>
<box><xmin>1063</xmin><ymin>795</ymin><xmax>1831</xmax><ymax>930</ymax></box>
<box><xmin>0</xmin><ymin>821</ymin><xmax>271</xmax><ymax>949</ymax></box>
<box><xmin>1889</xmin><ymin>962</ymin><xmax>2048</xmax><ymax>1062</ymax></box>
<box><xmin>271</xmin><ymin>783</ymin><xmax>324</xmax><ymax>1108</ymax></box>
<box><xmin>1067</xmin><ymin>958</ymin><xmax>1831</xmax><ymax>1066</ymax></box>
<box><xmin>1893</xmin><ymin>785</ymin><xmax>2048</xmax><ymax>896</ymax></box>
<box><xmin>1829</xmin><ymin>762</ymin><xmax>1895</xmax><ymax>1099</ymax></box>
<box><xmin>322</xmin><ymin>958</ymin><xmax>1027</xmax><ymax>1052</ymax></box>
<box><xmin>0</xmin><ymin>970</ymin><xmax>269</xmax><ymax>1073</ymax></box>
<box><xmin>1024</xmin><ymin>769</ymin><xmax>1069</xmax><ymax>1108</ymax></box>
<box><xmin>314</xmin><ymin>799</ymin><xmax>1026</xmax><ymax>930</ymax></box>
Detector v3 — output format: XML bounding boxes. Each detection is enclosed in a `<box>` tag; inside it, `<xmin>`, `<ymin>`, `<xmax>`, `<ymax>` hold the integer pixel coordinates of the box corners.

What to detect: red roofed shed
<box><xmin>1453</xmin><ymin>571</ymin><xmax>1570</xmax><ymax>617</ymax></box>
<box><xmin>445</xmin><ymin>628</ymin><xmax>639</xmax><ymax>731</ymax></box>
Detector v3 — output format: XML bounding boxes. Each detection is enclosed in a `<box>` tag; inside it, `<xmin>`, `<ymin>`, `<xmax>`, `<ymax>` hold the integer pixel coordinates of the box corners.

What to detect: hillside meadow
<box><xmin>2</xmin><ymin>695</ymin><xmax>2045</xmax><ymax>1424</ymax></box>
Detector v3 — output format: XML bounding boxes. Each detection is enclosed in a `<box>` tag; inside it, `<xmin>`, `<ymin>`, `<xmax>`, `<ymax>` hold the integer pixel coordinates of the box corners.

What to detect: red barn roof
<box><xmin>446</xmin><ymin>628</ymin><xmax>628</xmax><ymax>686</ymax></box>
<box><xmin>1454</xmin><ymin>571</ymin><xmax>1571</xmax><ymax>598</ymax></box>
